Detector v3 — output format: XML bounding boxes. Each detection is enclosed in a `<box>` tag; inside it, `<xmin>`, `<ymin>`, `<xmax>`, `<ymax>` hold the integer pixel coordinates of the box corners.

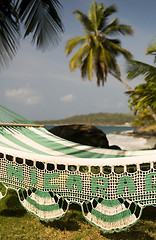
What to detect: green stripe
<box><xmin>0</xmin><ymin>139</ymin><xmax>20</xmax><ymax>150</ymax></box>
<box><xmin>39</xmin><ymin>128</ymin><xmax>75</xmax><ymax>142</ymax></box>
<box><xmin>0</xmin><ymin>105</ymin><xmax>33</xmax><ymax>124</ymax></box>
<box><xmin>26</xmin><ymin>195</ymin><xmax>59</xmax><ymax>212</ymax></box>
<box><xmin>17</xmin><ymin>127</ymin><xmax>125</xmax><ymax>158</ymax></box>
<box><xmin>100</xmin><ymin>198</ymin><xmax>122</xmax><ymax>207</ymax></box>
<box><xmin>39</xmin><ymin>128</ymin><xmax>125</xmax><ymax>158</ymax></box>
<box><xmin>18</xmin><ymin>127</ymin><xmax>90</xmax><ymax>157</ymax></box>
<box><xmin>91</xmin><ymin>208</ymin><xmax>132</xmax><ymax>223</ymax></box>
<box><xmin>35</xmin><ymin>190</ymin><xmax>51</xmax><ymax>198</ymax></box>
<box><xmin>1</xmin><ymin>132</ymin><xmax>51</xmax><ymax>156</ymax></box>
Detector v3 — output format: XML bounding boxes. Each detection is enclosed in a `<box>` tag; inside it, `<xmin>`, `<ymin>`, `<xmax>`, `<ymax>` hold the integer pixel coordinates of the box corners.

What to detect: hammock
<box><xmin>0</xmin><ymin>105</ymin><xmax>155</xmax><ymax>233</ymax></box>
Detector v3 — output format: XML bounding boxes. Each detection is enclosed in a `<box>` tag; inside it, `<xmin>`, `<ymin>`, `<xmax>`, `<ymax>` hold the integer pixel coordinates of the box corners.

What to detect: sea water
<box><xmin>97</xmin><ymin>126</ymin><xmax>156</xmax><ymax>150</ymax></box>
<box><xmin>45</xmin><ymin>125</ymin><xmax>134</xmax><ymax>134</ymax></box>
<box><xmin>45</xmin><ymin>125</ymin><xmax>156</xmax><ymax>150</ymax></box>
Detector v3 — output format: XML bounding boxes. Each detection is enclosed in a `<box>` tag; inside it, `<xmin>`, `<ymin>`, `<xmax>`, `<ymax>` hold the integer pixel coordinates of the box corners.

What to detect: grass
<box><xmin>0</xmin><ymin>189</ymin><xmax>155</xmax><ymax>240</ymax></box>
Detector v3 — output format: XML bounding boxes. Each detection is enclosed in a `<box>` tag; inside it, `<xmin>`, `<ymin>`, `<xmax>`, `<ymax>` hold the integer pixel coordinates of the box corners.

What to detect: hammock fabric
<box><xmin>0</xmin><ymin>105</ymin><xmax>155</xmax><ymax>233</ymax></box>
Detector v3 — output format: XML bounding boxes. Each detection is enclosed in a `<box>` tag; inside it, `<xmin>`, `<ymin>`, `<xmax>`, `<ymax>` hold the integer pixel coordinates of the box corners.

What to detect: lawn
<box><xmin>0</xmin><ymin>190</ymin><xmax>155</xmax><ymax>240</ymax></box>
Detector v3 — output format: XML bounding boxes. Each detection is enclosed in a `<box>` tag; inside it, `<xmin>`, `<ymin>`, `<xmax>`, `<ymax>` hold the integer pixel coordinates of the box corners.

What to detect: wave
<box><xmin>107</xmin><ymin>133</ymin><xmax>155</xmax><ymax>150</ymax></box>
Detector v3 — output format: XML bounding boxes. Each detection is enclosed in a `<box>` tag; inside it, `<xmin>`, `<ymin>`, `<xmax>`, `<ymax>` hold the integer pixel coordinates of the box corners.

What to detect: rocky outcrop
<box><xmin>49</xmin><ymin>124</ymin><xmax>121</xmax><ymax>149</ymax></box>
<box><xmin>132</xmin><ymin>125</ymin><xmax>156</xmax><ymax>138</ymax></box>
<box><xmin>136</xmin><ymin>129</ymin><xmax>156</xmax><ymax>137</ymax></box>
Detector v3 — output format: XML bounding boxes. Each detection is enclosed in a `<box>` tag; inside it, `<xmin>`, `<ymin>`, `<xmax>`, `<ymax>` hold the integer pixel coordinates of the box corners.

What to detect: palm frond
<box><xmin>126</xmin><ymin>60</ymin><xmax>156</xmax><ymax>81</ymax></box>
<box><xmin>100</xmin><ymin>43</ymin><xmax>121</xmax><ymax>79</ymax></box>
<box><xmin>88</xmin><ymin>2</ymin><xmax>104</xmax><ymax>33</ymax></box>
<box><xmin>81</xmin><ymin>55</ymin><xmax>89</xmax><ymax>79</ymax></box>
<box><xmin>146</xmin><ymin>43</ymin><xmax>156</xmax><ymax>55</ymax></box>
<box><xmin>128</xmin><ymin>82</ymin><xmax>156</xmax><ymax>104</ymax></box>
<box><xmin>103</xmin><ymin>4</ymin><xmax>117</xmax><ymax>18</ymax></box>
<box><xmin>98</xmin><ymin>4</ymin><xmax>117</xmax><ymax>32</ymax></box>
<box><xmin>106</xmin><ymin>39</ymin><xmax>133</xmax><ymax>60</ymax></box>
<box><xmin>94</xmin><ymin>43</ymin><xmax>110</xmax><ymax>85</ymax></box>
<box><xmin>101</xmin><ymin>18</ymin><xmax>118</xmax><ymax>33</ymax></box>
<box><xmin>0</xmin><ymin>0</ymin><xmax>20</xmax><ymax>69</ymax></box>
<box><xmin>88</xmin><ymin>2</ymin><xmax>98</xmax><ymax>30</ymax></box>
<box><xmin>18</xmin><ymin>0</ymin><xmax>64</xmax><ymax>50</ymax></box>
<box><xmin>105</xmin><ymin>24</ymin><xmax>134</xmax><ymax>36</ymax></box>
<box><xmin>69</xmin><ymin>43</ymin><xmax>89</xmax><ymax>71</ymax></box>
<box><xmin>65</xmin><ymin>36</ymin><xmax>87</xmax><ymax>56</ymax></box>
<box><xmin>87</xmin><ymin>48</ymin><xmax>93</xmax><ymax>80</ymax></box>
<box><xmin>99</xmin><ymin>42</ymin><xmax>111</xmax><ymax>66</ymax></box>
<box><xmin>73</xmin><ymin>10</ymin><xmax>94</xmax><ymax>33</ymax></box>
<box><xmin>146</xmin><ymin>43</ymin><xmax>156</xmax><ymax>63</ymax></box>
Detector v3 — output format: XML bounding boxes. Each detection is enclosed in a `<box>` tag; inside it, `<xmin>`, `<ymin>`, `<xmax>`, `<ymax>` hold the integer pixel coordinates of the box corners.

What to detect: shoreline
<box><xmin>109</xmin><ymin>131</ymin><xmax>156</xmax><ymax>150</ymax></box>
<box><xmin>44</xmin><ymin>123</ymin><xmax>132</xmax><ymax>127</ymax></box>
<box><xmin>107</xmin><ymin>132</ymin><xmax>156</xmax><ymax>150</ymax></box>
<box><xmin>114</xmin><ymin>130</ymin><xmax>156</xmax><ymax>139</ymax></box>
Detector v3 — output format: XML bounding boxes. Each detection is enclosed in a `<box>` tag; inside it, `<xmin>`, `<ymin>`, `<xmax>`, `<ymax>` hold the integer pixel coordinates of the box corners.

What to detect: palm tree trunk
<box><xmin>110</xmin><ymin>71</ymin><xmax>156</xmax><ymax>122</ymax></box>
<box><xmin>146</xmin><ymin>106</ymin><xmax>156</xmax><ymax>122</ymax></box>
<box><xmin>110</xmin><ymin>71</ymin><xmax>133</xmax><ymax>91</ymax></box>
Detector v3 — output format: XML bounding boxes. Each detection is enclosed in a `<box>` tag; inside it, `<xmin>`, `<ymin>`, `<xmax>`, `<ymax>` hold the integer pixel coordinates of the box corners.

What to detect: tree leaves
<box><xmin>0</xmin><ymin>0</ymin><xmax>20</xmax><ymax>69</ymax></box>
<box><xmin>126</xmin><ymin>60</ymin><xmax>156</xmax><ymax>81</ymax></box>
<box><xmin>66</xmin><ymin>1</ymin><xmax>133</xmax><ymax>86</ymax></box>
<box><xmin>0</xmin><ymin>0</ymin><xmax>64</xmax><ymax>69</ymax></box>
<box><xmin>18</xmin><ymin>0</ymin><xmax>64</xmax><ymax>50</ymax></box>
<box><xmin>126</xmin><ymin>44</ymin><xmax>156</xmax><ymax>123</ymax></box>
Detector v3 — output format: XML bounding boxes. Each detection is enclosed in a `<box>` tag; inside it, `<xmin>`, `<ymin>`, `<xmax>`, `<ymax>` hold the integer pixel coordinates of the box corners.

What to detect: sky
<box><xmin>1</xmin><ymin>0</ymin><xmax>156</xmax><ymax>121</ymax></box>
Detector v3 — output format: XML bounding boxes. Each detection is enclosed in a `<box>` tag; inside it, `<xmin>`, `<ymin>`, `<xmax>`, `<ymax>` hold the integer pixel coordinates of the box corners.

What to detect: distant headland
<box><xmin>35</xmin><ymin>112</ymin><xmax>135</xmax><ymax>126</ymax></box>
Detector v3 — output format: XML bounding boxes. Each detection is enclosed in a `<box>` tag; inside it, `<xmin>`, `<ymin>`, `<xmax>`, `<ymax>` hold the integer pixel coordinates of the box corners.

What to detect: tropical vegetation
<box><xmin>35</xmin><ymin>112</ymin><xmax>135</xmax><ymax>125</ymax></box>
<box><xmin>0</xmin><ymin>0</ymin><xmax>64</xmax><ymax>70</ymax></box>
<box><xmin>65</xmin><ymin>1</ymin><xmax>134</xmax><ymax>88</ymax></box>
<box><xmin>65</xmin><ymin>1</ymin><xmax>156</xmax><ymax>125</ymax></box>
<box><xmin>126</xmin><ymin>43</ymin><xmax>156</xmax><ymax>125</ymax></box>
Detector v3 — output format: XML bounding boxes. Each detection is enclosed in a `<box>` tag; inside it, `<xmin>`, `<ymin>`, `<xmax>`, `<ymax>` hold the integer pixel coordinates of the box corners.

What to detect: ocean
<box><xmin>45</xmin><ymin>125</ymin><xmax>156</xmax><ymax>150</ymax></box>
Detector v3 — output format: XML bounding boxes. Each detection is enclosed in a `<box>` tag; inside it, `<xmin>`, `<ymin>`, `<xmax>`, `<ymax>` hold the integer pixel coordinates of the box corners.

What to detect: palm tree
<box><xmin>128</xmin><ymin>81</ymin><xmax>156</xmax><ymax>115</ymax></box>
<box><xmin>65</xmin><ymin>1</ymin><xmax>134</xmax><ymax>87</ymax></box>
<box><xmin>126</xmin><ymin>44</ymin><xmax>156</xmax><ymax>122</ymax></box>
<box><xmin>0</xmin><ymin>0</ymin><xmax>64</xmax><ymax>70</ymax></box>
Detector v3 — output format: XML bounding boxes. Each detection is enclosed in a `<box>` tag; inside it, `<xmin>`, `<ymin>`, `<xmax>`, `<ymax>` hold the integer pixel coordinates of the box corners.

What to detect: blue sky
<box><xmin>1</xmin><ymin>0</ymin><xmax>156</xmax><ymax>121</ymax></box>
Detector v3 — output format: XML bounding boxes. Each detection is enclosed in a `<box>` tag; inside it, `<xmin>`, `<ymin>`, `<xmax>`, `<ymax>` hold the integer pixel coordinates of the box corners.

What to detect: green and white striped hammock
<box><xmin>0</xmin><ymin>105</ymin><xmax>155</xmax><ymax>233</ymax></box>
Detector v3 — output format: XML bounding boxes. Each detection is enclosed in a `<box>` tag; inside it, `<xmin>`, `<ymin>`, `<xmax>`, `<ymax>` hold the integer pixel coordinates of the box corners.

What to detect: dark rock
<box><xmin>49</xmin><ymin>124</ymin><xmax>109</xmax><ymax>148</ymax></box>
<box><xmin>152</xmin><ymin>144</ymin><xmax>156</xmax><ymax>149</ymax></box>
<box><xmin>109</xmin><ymin>145</ymin><xmax>121</xmax><ymax>150</ymax></box>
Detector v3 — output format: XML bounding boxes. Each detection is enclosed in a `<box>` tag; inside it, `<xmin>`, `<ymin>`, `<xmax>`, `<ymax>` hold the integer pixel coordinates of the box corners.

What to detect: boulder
<box><xmin>109</xmin><ymin>145</ymin><xmax>121</xmax><ymax>150</ymax></box>
<box><xmin>49</xmin><ymin>124</ymin><xmax>109</xmax><ymax>148</ymax></box>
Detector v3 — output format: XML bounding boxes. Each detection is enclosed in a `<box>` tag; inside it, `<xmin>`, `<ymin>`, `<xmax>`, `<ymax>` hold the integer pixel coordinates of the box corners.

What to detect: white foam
<box><xmin>107</xmin><ymin>134</ymin><xmax>156</xmax><ymax>150</ymax></box>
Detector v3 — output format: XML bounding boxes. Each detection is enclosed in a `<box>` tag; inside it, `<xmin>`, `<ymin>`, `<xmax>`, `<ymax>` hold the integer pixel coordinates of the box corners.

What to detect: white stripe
<box><xmin>30</xmin><ymin>127</ymin><xmax>92</xmax><ymax>151</ymax></box>
<box><xmin>0</xmin><ymin>141</ymin><xmax>155</xmax><ymax>167</ymax></box>
<box><xmin>30</xmin><ymin>192</ymin><xmax>55</xmax><ymax>205</ymax></box>
<box><xmin>0</xmin><ymin>192</ymin><xmax>3</xmax><ymax>199</ymax></box>
<box><xmin>23</xmin><ymin>199</ymin><xmax>65</xmax><ymax>220</ymax></box>
<box><xmin>30</xmin><ymin>127</ymin><xmax>126</xmax><ymax>155</ymax></box>
<box><xmin>30</xmin><ymin>127</ymin><xmax>156</xmax><ymax>157</ymax></box>
<box><xmin>86</xmin><ymin>212</ymin><xmax>137</xmax><ymax>231</ymax></box>
<box><xmin>0</xmin><ymin>134</ymin><xmax>33</xmax><ymax>153</ymax></box>
<box><xmin>7</xmin><ymin>128</ymin><xmax>74</xmax><ymax>158</ymax></box>
<box><xmin>95</xmin><ymin>202</ymin><xmax>127</xmax><ymax>216</ymax></box>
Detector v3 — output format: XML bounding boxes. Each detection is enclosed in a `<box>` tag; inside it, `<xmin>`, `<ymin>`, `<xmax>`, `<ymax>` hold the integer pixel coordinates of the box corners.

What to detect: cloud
<box><xmin>60</xmin><ymin>94</ymin><xmax>76</xmax><ymax>102</ymax></box>
<box><xmin>5</xmin><ymin>86</ymin><xmax>43</xmax><ymax>105</ymax></box>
